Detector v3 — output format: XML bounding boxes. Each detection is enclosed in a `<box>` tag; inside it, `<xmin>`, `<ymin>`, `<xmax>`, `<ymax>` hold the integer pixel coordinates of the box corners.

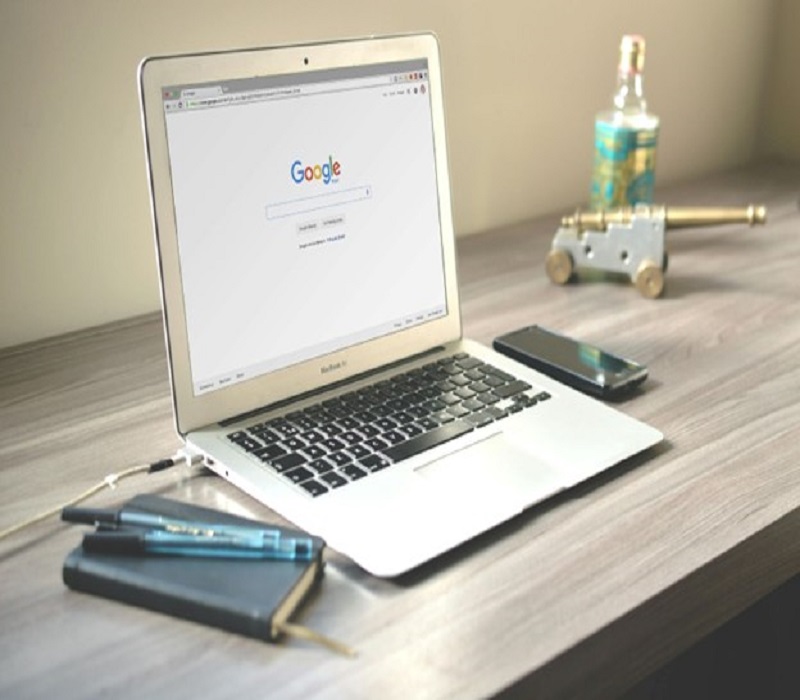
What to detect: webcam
<box><xmin>304</xmin><ymin>57</ymin><xmax>309</xmax><ymax>65</ymax></box>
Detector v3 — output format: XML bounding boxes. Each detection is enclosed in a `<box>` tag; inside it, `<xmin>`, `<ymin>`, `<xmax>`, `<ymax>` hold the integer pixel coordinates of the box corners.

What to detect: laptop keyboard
<box><xmin>226</xmin><ymin>353</ymin><xmax>550</xmax><ymax>497</ymax></box>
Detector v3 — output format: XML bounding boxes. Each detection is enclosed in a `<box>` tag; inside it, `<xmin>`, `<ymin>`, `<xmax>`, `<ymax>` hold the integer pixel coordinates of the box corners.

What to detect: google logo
<box><xmin>291</xmin><ymin>156</ymin><xmax>341</xmax><ymax>185</ymax></box>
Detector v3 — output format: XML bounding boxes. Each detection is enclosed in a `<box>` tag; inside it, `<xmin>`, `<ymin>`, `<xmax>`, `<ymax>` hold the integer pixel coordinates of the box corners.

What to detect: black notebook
<box><xmin>62</xmin><ymin>494</ymin><xmax>349</xmax><ymax>653</ymax></box>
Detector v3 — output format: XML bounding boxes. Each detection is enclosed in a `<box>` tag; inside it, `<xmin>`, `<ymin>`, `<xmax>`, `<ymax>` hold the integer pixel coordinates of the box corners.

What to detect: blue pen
<box><xmin>81</xmin><ymin>529</ymin><xmax>315</xmax><ymax>560</ymax></box>
<box><xmin>62</xmin><ymin>506</ymin><xmax>282</xmax><ymax>544</ymax></box>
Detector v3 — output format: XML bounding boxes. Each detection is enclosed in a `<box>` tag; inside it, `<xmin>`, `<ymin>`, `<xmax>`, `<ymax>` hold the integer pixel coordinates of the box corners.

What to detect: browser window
<box><xmin>161</xmin><ymin>61</ymin><xmax>448</xmax><ymax>395</ymax></box>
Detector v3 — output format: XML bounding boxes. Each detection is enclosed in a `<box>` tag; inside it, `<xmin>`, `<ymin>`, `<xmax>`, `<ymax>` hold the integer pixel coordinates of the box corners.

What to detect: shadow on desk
<box><xmin>341</xmin><ymin>440</ymin><xmax>675</xmax><ymax>590</ymax></box>
<box><xmin>623</xmin><ymin>575</ymin><xmax>800</xmax><ymax>700</ymax></box>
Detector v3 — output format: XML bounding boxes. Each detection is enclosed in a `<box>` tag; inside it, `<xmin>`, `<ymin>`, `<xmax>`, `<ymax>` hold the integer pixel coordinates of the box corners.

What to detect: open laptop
<box><xmin>139</xmin><ymin>33</ymin><xmax>662</xmax><ymax>577</ymax></box>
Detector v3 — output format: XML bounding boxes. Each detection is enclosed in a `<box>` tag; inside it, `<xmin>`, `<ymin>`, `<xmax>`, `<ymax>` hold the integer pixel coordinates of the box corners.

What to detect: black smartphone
<box><xmin>493</xmin><ymin>325</ymin><xmax>648</xmax><ymax>399</ymax></box>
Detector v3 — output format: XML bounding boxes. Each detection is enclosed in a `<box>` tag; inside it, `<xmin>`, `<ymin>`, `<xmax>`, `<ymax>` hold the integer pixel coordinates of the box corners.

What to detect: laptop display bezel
<box><xmin>139</xmin><ymin>34</ymin><xmax>462</xmax><ymax>436</ymax></box>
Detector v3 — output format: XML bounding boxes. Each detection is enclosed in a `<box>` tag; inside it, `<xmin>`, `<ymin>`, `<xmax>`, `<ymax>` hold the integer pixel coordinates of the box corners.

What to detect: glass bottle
<box><xmin>590</xmin><ymin>35</ymin><xmax>659</xmax><ymax>209</ymax></box>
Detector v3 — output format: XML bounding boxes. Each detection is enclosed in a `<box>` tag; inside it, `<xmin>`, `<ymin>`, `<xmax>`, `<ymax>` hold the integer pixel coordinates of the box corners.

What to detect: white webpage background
<box><xmin>165</xmin><ymin>78</ymin><xmax>446</xmax><ymax>393</ymax></box>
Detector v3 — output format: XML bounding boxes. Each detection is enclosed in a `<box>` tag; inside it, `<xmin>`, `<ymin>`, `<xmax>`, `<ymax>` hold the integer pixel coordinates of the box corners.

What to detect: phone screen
<box><xmin>494</xmin><ymin>326</ymin><xmax>647</xmax><ymax>395</ymax></box>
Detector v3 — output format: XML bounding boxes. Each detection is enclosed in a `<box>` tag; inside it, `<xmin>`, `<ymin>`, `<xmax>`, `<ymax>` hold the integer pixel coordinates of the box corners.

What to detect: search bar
<box><xmin>265</xmin><ymin>185</ymin><xmax>372</xmax><ymax>220</ymax></box>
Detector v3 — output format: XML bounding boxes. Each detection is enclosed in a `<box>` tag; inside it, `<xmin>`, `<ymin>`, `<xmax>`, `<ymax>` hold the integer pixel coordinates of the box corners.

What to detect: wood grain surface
<box><xmin>1</xmin><ymin>162</ymin><xmax>798</xmax><ymax>699</ymax></box>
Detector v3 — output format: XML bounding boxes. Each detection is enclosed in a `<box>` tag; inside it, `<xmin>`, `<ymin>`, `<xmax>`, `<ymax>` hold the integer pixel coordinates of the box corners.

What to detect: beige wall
<box><xmin>0</xmin><ymin>0</ymin><xmax>794</xmax><ymax>349</ymax></box>
<box><xmin>761</xmin><ymin>0</ymin><xmax>800</xmax><ymax>158</ymax></box>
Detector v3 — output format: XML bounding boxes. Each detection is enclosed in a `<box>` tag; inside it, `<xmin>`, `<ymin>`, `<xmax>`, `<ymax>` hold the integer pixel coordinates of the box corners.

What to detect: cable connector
<box><xmin>148</xmin><ymin>458</ymin><xmax>177</xmax><ymax>473</ymax></box>
<box><xmin>147</xmin><ymin>448</ymin><xmax>203</xmax><ymax>473</ymax></box>
<box><xmin>172</xmin><ymin>447</ymin><xmax>204</xmax><ymax>468</ymax></box>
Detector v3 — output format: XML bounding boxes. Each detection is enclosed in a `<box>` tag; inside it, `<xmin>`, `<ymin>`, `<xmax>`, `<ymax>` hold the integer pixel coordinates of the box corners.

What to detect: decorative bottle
<box><xmin>590</xmin><ymin>34</ymin><xmax>659</xmax><ymax>209</ymax></box>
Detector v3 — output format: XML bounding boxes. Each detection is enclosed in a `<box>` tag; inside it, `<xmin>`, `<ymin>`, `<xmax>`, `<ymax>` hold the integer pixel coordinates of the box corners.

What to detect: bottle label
<box><xmin>590</xmin><ymin>121</ymin><xmax>658</xmax><ymax>209</ymax></box>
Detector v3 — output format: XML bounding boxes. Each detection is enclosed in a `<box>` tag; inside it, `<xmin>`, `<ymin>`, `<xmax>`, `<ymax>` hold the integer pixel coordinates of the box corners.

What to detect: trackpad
<box><xmin>415</xmin><ymin>433</ymin><xmax>563</xmax><ymax>507</ymax></box>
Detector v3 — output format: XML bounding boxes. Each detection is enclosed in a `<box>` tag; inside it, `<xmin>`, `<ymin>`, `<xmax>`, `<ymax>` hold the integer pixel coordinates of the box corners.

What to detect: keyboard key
<box><xmin>308</xmin><ymin>458</ymin><xmax>335</xmax><ymax>474</ymax></box>
<box><xmin>382</xmin><ymin>430</ymin><xmax>406</xmax><ymax>445</ymax></box>
<box><xmin>341</xmin><ymin>464</ymin><xmax>368</xmax><ymax>481</ymax></box>
<box><xmin>321</xmin><ymin>422</ymin><xmax>344</xmax><ymax>436</ymax></box>
<box><xmin>493</xmin><ymin>380</ymin><xmax>532</xmax><ymax>399</ymax></box>
<box><xmin>375</xmin><ymin>417</ymin><xmax>398</xmax><ymax>431</ymax></box>
<box><xmin>392</xmin><ymin>411</ymin><xmax>415</xmax><ymax>425</ymax></box>
<box><xmin>290</xmin><ymin>415</ymin><xmax>318</xmax><ymax>431</ymax></box>
<box><xmin>313</xmin><ymin>409</ymin><xmax>337</xmax><ymax>424</ymax></box>
<box><xmin>385</xmin><ymin>398</ymin><xmax>411</xmax><ymax>412</ymax></box>
<box><xmin>321</xmin><ymin>472</ymin><xmax>348</xmax><ymax>489</ymax></box>
<box><xmin>239</xmin><ymin>437</ymin><xmax>264</xmax><ymax>452</ymax></box>
<box><xmin>485</xmin><ymin>405</ymin><xmax>509</xmax><ymax>420</ymax></box>
<box><xmin>418</xmin><ymin>385</ymin><xmax>441</xmax><ymax>399</ymax></box>
<box><xmin>449</xmin><ymin>374</ymin><xmax>471</xmax><ymax>387</ymax></box>
<box><xmin>398</xmin><ymin>423</ymin><xmax>424</xmax><ymax>438</ymax></box>
<box><xmin>461</xmin><ymin>398</ymin><xmax>485</xmax><ymax>412</ymax></box>
<box><xmin>418</xmin><ymin>417</ymin><xmax>439</xmax><ymax>431</ymax></box>
<box><xmin>328</xmin><ymin>451</ymin><xmax>352</xmax><ymax>467</ymax></box>
<box><xmin>371</xmin><ymin>404</ymin><xmax>395</xmax><ymax>419</ymax></box>
<box><xmin>446</xmin><ymin>404</ymin><xmax>471</xmax><ymax>418</ymax></box>
<box><xmin>360</xmin><ymin>454</ymin><xmax>391</xmax><ymax>472</ymax></box>
<box><xmin>382</xmin><ymin>420</ymin><xmax>474</xmax><ymax>462</ymax></box>
<box><xmin>338</xmin><ymin>416</ymin><xmax>361</xmax><ymax>431</ymax></box>
<box><xmin>423</xmin><ymin>399</ymin><xmax>447</xmax><ymax>413</ymax></box>
<box><xmin>354</xmin><ymin>410</ymin><xmax>378</xmax><ymax>424</ymax></box>
<box><xmin>346</xmin><ymin>444</ymin><xmax>372</xmax><ymax>460</ymax></box>
<box><xmin>469</xmin><ymin>381</ymin><xmax>492</xmax><ymax>394</ymax></box>
<box><xmin>272</xmin><ymin>453</ymin><xmax>307</xmax><ymax>472</ymax></box>
<box><xmin>302</xmin><ymin>445</ymin><xmax>327</xmax><ymax>460</ymax></box>
<box><xmin>455</xmin><ymin>356</ymin><xmax>483</xmax><ymax>370</ymax></box>
<box><xmin>513</xmin><ymin>394</ymin><xmax>537</xmax><ymax>408</ymax></box>
<box><xmin>300</xmin><ymin>429</ymin><xmax>326</xmax><ymax>444</ymax></box>
<box><xmin>356</xmin><ymin>424</ymin><xmax>380</xmax><ymax>438</ymax></box>
<box><xmin>321</xmin><ymin>437</ymin><xmax>346</xmax><ymax>452</ymax></box>
<box><xmin>274</xmin><ymin>422</ymin><xmax>300</xmax><ymax>437</ymax></box>
<box><xmin>283</xmin><ymin>436</ymin><xmax>307</xmax><ymax>451</ymax></box>
<box><xmin>407</xmin><ymin>405</ymin><xmax>430</xmax><ymax>419</ymax></box>
<box><xmin>365</xmin><ymin>436</ymin><xmax>390</xmax><ymax>452</ymax></box>
<box><xmin>249</xmin><ymin>427</ymin><xmax>280</xmax><ymax>443</ymax></box>
<box><xmin>300</xmin><ymin>479</ymin><xmax>328</xmax><ymax>497</ymax></box>
<box><xmin>432</xmin><ymin>411</ymin><xmax>455</xmax><ymax>424</ymax></box>
<box><xmin>339</xmin><ymin>431</ymin><xmax>363</xmax><ymax>446</ymax></box>
<box><xmin>254</xmin><ymin>443</ymin><xmax>288</xmax><ymax>462</ymax></box>
<box><xmin>284</xmin><ymin>465</ymin><xmax>314</xmax><ymax>483</ymax></box>
<box><xmin>465</xmin><ymin>411</ymin><xmax>494</xmax><ymax>428</ymax></box>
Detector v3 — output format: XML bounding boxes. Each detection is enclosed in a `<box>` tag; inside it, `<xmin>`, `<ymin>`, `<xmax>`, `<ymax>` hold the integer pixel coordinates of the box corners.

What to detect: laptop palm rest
<box><xmin>414</xmin><ymin>431</ymin><xmax>564</xmax><ymax>508</ymax></box>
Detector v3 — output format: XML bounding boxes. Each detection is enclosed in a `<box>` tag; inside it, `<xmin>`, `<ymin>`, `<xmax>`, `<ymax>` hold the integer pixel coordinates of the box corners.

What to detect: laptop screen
<box><xmin>161</xmin><ymin>60</ymin><xmax>448</xmax><ymax>396</ymax></box>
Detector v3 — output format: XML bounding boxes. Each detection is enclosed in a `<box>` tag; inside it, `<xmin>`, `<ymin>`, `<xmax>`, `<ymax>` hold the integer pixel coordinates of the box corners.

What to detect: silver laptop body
<box><xmin>139</xmin><ymin>33</ymin><xmax>662</xmax><ymax>577</ymax></box>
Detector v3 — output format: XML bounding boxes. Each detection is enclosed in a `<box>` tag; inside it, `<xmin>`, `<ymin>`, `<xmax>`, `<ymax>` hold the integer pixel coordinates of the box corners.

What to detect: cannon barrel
<box><xmin>562</xmin><ymin>205</ymin><xmax>767</xmax><ymax>232</ymax></box>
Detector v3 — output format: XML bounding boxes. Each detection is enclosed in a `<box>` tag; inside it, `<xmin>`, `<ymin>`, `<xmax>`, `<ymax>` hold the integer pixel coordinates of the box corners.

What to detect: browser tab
<box><xmin>181</xmin><ymin>86</ymin><xmax>223</xmax><ymax>99</ymax></box>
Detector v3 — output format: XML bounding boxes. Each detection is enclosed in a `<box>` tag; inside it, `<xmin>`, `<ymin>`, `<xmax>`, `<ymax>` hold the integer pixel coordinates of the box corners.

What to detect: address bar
<box><xmin>185</xmin><ymin>77</ymin><xmax>393</xmax><ymax>110</ymax></box>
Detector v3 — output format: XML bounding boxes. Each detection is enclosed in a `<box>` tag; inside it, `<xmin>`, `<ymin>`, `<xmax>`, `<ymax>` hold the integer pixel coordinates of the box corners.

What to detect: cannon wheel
<box><xmin>634</xmin><ymin>259</ymin><xmax>665</xmax><ymax>299</ymax></box>
<box><xmin>545</xmin><ymin>249</ymin><xmax>574</xmax><ymax>285</ymax></box>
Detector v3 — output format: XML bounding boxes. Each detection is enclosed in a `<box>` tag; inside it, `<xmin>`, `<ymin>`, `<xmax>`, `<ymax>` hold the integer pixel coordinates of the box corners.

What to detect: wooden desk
<box><xmin>1</xmin><ymin>162</ymin><xmax>798</xmax><ymax>699</ymax></box>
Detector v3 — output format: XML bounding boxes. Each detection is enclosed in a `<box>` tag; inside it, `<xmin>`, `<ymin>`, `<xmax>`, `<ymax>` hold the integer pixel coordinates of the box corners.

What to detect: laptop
<box><xmin>139</xmin><ymin>33</ymin><xmax>662</xmax><ymax>577</ymax></box>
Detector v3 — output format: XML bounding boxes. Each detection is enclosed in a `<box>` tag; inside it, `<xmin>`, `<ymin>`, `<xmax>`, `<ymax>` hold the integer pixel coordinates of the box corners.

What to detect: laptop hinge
<box><xmin>219</xmin><ymin>345</ymin><xmax>446</xmax><ymax>428</ymax></box>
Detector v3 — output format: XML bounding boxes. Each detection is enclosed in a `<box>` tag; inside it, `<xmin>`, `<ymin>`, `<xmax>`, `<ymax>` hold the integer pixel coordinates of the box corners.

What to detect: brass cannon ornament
<box><xmin>545</xmin><ymin>205</ymin><xmax>767</xmax><ymax>298</ymax></box>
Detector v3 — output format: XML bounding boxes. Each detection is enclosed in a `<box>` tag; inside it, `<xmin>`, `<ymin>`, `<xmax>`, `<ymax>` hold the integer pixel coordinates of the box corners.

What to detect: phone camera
<box><xmin>304</xmin><ymin>57</ymin><xmax>309</xmax><ymax>66</ymax></box>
